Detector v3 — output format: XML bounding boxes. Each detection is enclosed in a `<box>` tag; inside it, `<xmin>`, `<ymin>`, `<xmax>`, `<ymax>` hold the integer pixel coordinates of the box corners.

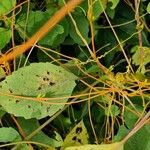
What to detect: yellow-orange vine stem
<box><xmin>0</xmin><ymin>0</ymin><xmax>82</xmax><ymax>64</ymax></box>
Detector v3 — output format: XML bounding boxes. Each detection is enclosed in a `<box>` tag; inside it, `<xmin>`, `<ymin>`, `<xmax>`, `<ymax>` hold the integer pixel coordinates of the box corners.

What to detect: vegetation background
<box><xmin>0</xmin><ymin>0</ymin><xmax>150</xmax><ymax>149</ymax></box>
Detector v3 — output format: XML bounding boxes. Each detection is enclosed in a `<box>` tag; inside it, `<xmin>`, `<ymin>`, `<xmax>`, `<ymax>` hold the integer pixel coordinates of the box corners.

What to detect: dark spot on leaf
<box><xmin>9</xmin><ymin>89</ymin><xmax>13</xmax><ymax>93</ymax></box>
<box><xmin>76</xmin><ymin>127</ymin><xmax>82</xmax><ymax>134</ymax></box>
<box><xmin>47</xmin><ymin>106</ymin><xmax>51</xmax><ymax>112</ymax></box>
<box><xmin>0</xmin><ymin>85</ymin><xmax>2</xmax><ymax>88</ymax></box>
<box><xmin>21</xmin><ymin>73</ymin><xmax>23</xmax><ymax>76</ymax></box>
<box><xmin>15</xmin><ymin>100</ymin><xmax>20</xmax><ymax>103</ymax></box>
<box><xmin>43</xmin><ymin>77</ymin><xmax>49</xmax><ymax>81</ymax></box>
<box><xmin>43</xmin><ymin>77</ymin><xmax>46</xmax><ymax>81</ymax></box>
<box><xmin>49</xmin><ymin>82</ymin><xmax>55</xmax><ymax>86</ymax></box>
<box><xmin>5</xmin><ymin>81</ymin><xmax>7</xmax><ymax>84</ymax></box>
<box><xmin>77</xmin><ymin>139</ymin><xmax>81</xmax><ymax>143</ymax></box>
<box><xmin>38</xmin><ymin>86</ymin><xmax>42</xmax><ymax>90</ymax></box>
<box><xmin>0</xmin><ymin>77</ymin><xmax>5</xmax><ymax>82</ymax></box>
<box><xmin>28</xmin><ymin>105</ymin><xmax>31</xmax><ymax>108</ymax></box>
<box><xmin>47</xmin><ymin>71</ymin><xmax>50</xmax><ymax>75</ymax></box>
<box><xmin>72</xmin><ymin>136</ymin><xmax>77</xmax><ymax>141</ymax></box>
<box><xmin>40</xmin><ymin>103</ymin><xmax>43</xmax><ymax>106</ymax></box>
<box><xmin>36</xmin><ymin>75</ymin><xmax>40</xmax><ymax>77</ymax></box>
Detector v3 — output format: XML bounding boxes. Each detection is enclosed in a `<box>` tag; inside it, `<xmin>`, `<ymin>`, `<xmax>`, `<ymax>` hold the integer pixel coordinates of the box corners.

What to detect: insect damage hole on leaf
<box><xmin>0</xmin><ymin>63</ymin><xmax>77</xmax><ymax>119</ymax></box>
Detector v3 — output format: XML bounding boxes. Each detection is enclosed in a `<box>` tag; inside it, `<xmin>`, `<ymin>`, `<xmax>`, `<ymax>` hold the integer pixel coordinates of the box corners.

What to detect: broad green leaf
<box><xmin>65</xmin><ymin>142</ymin><xmax>123</xmax><ymax>150</ymax></box>
<box><xmin>147</xmin><ymin>3</ymin><xmax>150</xmax><ymax>14</ymax></box>
<box><xmin>0</xmin><ymin>28</ymin><xmax>11</xmax><ymax>50</ymax></box>
<box><xmin>61</xmin><ymin>120</ymin><xmax>88</xmax><ymax>150</ymax></box>
<box><xmin>0</xmin><ymin>0</ymin><xmax>16</xmax><ymax>16</ymax></box>
<box><xmin>124</xmin><ymin>104</ymin><xmax>144</xmax><ymax>129</ymax></box>
<box><xmin>0</xmin><ymin>127</ymin><xmax>20</xmax><ymax>142</ymax></box>
<box><xmin>108</xmin><ymin>0</ymin><xmax>120</xmax><ymax>9</ymax></box>
<box><xmin>113</xmin><ymin>125</ymin><xmax>128</xmax><ymax>142</ymax></box>
<box><xmin>16</xmin><ymin>10</ymin><xmax>68</xmax><ymax>47</ymax></box>
<box><xmin>17</xmin><ymin>117</ymin><xmax>63</xmax><ymax>147</ymax></box>
<box><xmin>0</xmin><ymin>63</ymin><xmax>77</xmax><ymax>119</ymax></box>
<box><xmin>92</xmin><ymin>0</ymin><xmax>107</xmax><ymax>20</ymax></box>
<box><xmin>69</xmin><ymin>13</ymin><xmax>90</xmax><ymax>46</ymax></box>
<box><xmin>125</xmin><ymin>125</ymin><xmax>150</xmax><ymax>150</ymax></box>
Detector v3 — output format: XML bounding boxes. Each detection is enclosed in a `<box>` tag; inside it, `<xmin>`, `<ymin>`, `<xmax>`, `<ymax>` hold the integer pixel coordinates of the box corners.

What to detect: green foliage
<box><xmin>17</xmin><ymin>117</ymin><xmax>63</xmax><ymax>147</ymax></box>
<box><xmin>0</xmin><ymin>127</ymin><xmax>20</xmax><ymax>142</ymax></box>
<box><xmin>147</xmin><ymin>2</ymin><xmax>150</xmax><ymax>14</ymax></box>
<box><xmin>0</xmin><ymin>28</ymin><xmax>11</xmax><ymax>50</ymax></box>
<box><xmin>0</xmin><ymin>0</ymin><xmax>150</xmax><ymax>149</ymax></box>
<box><xmin>0</xmin><ymin>0</ymin><xmax>16</xmax><ymax>16</ymax></box>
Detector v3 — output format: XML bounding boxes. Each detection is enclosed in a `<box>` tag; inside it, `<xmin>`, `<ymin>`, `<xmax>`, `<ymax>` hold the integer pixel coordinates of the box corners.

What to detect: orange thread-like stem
<box><xmin>0</xmin><ymin>0</ymin><xmax>82</xmax><ymax>64</ymax></box>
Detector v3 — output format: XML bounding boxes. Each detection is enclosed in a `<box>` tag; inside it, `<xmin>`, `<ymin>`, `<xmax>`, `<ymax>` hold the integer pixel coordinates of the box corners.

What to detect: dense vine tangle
<box><xmin>0</xmin><ymin>0</ymin><xmax>82</xmax><ymax>64</ymax></box>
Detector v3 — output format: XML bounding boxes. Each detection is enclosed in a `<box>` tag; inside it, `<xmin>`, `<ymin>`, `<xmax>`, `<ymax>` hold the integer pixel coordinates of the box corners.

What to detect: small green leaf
<box><xmin>0</xmin><ymin>63</ymin><xmax>77</xmax><ymax>119</ymax></box>
<box><xmin>105</xmin><ymin>104</ymin><xmax>120</xmax><ymax>117</ymax></box>
<box><xmin>65</xmin><ymin>142</ymin><xmax>123</xmax><ymax>150</ymax></box>
<box><xmin>61</xmin><ymin>120</ymin><xmax>88</xmax><ymax>150</ymax></box>
<box><xmin>0</xmin><ymin>127</ymin><xmax>20</xmax><ymax>142</ymax></box>
<box><xmin>147</xmin><ymin>3</ymin><xmax>150</xmax><ymax>14</ymax></box>
<box><xmin>131</xmin><ymin>46</ymin><xmax>150</xmax><ymax>73</ymax></box>
<box><xmin>0</xmin><ymin>28</ymin><xmax>11</xmax><ymax>50</ymax></box>
<box><xmin>0</xmin><ymin>0</ymin><xmax>16</xmax><ymax>16</ymax></box>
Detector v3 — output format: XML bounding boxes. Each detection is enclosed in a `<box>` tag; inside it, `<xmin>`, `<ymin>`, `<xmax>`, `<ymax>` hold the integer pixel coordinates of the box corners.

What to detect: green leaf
<box><xmin>17</xmin><ymin>117</ymin><xmax>63</xmax><ymax>147</ymax></box>
<box><xmin>0</xmin><ymin>63</ymin><xmax>77</xmax><ymax>119</ymax></box>
<box><xmin>65</xmin><ymin>142</ymin><xmax>123</xmax><ymax>150</ymax></box>
<box><xmin>0</xmin><ymin>0</ymin><xmax>16</xmax><ymax>16</ymax></box>
<box><xmin>124</xmin><ymin>105</ymin><xmax>144</xmax><ymax>129</ymax></box>
<box><xmin>61</xmin><ymin>120</ymin><xmax>88</xmax><ymax>150</ymax></box>
<box><xmin>0</xmin><ymin>28</ymin><xmax>11</xmax><ymax>50</ymax></box>
<box><xmin>113</xmin><ymin>125</ymin><xmax>128</xmax><ymax>142</ymax></box>
<box><xmin>105</xmin><ymin>104</ymin><xmax>120</xmax><ymax>117</ymax></box>
<box><xmin>131</xmin><ymin>46</ymin><xmax>150</xmax><ymax>66</ymax></box>
<box><xmin>69</xmin><ymin>13</ymin><xmax>90</xmax><ymax>46</ymax></box>
<box><xmin>131</xmin><ymin>46</ymin><xmax>150</xmax><ymax>73</ymax></box>
<box><xmin>108</xmin><ymin>0</ymin><xmax>120</xmax><ymax>9</ymax></box>
<box><xmin>92</xmin><ymin>0</ymin><xmax>107</xmax><ymax>20</ymax></box>
<box><xmin>125</xmin><ymin>125</ymin><xmax>150</xmax><ymax>150</ymax></box>
<box><xmin>0</xmin><ymin>107</ymin><xmax>6</xmax><ymax>118</ymax></box>
<box><xmin>0</xmin><ymin>67</ymin><xmax>6</xmax><ymax>80</ymax></box>
<box><xmin>147</xmin><ymin>3</ymin><xmax>150</xmax><ymax>14</ymax></box>
<box><xmin>16</xmin><ymin>10</ymin><xmax>68</xmax><ymax>47</ymax></box>
<box><xmin>0</xmin><ymin>127</ymin><xmax>20</xmax><ymax>142</ymax></box>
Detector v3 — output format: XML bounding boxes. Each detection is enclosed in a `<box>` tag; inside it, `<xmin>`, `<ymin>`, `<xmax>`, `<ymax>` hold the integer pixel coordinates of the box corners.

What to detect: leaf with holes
<box><xmin>61</xmin><ymin>120</ymin><xmax>88</xmax><ymax>150</ymax></box>
<box><xmin>65</xmin><ymin>142</ymin><xmax>123</xmax><ymax>150</ymax></box>
<box><xmin>0</xmin><ymin>63</ymin><xmax>77</xmax><ymax>119</ymax></box>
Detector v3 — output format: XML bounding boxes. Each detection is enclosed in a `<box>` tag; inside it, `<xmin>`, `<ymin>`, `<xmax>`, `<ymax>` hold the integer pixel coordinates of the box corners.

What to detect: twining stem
<box><xmin>0</xmin><ymin>0</ymin><xmax>82</xmax><ymax>64</ymax></box>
